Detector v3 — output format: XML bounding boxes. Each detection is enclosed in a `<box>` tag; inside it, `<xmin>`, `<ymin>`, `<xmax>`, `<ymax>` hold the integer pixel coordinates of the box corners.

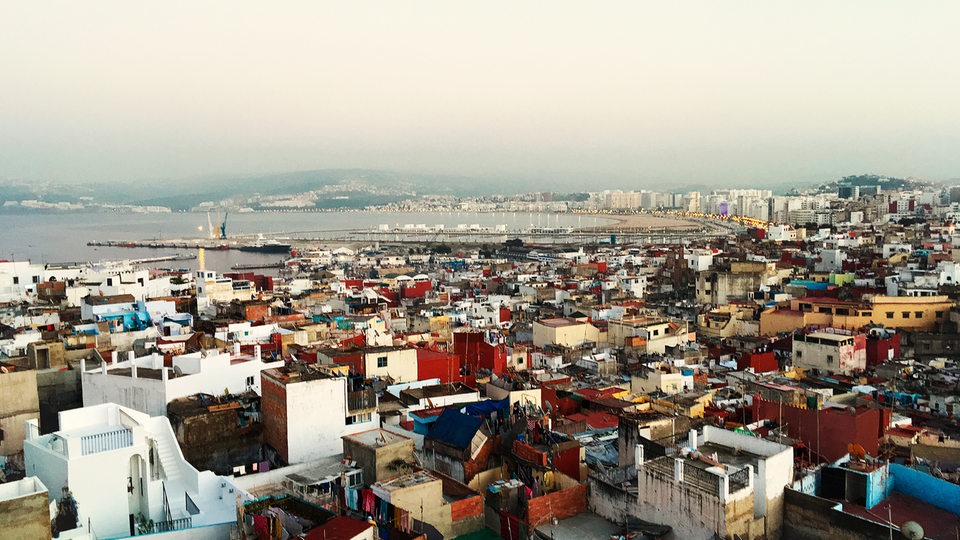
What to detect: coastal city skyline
<box><xmin>4</xmin><ymin>3</ymin><xmax>960</xmax><ymax>539</ymax></box>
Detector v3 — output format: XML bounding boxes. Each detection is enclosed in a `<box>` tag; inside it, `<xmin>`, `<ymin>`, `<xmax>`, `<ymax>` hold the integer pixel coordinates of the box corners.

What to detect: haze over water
<box><xmin>3</xmin><ymin>211</ymin><xmax>612</xmax><ymax>271</ymax></box>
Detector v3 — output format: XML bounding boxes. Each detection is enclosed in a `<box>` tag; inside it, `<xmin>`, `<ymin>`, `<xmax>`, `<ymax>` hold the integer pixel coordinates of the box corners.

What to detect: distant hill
<box><xmin>126</xmin><ymin>169</ymin><xmax>506</xmax><ymax>210</ymax></box>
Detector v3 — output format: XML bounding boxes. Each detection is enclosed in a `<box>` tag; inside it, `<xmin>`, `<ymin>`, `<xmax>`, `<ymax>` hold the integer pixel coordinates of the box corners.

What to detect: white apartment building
<box><xmin>636</xmin><ymin>426</ymin><xmax>793</xmax><ymax>539</ymax></box>
<box><xmin>23</xmin><ymin>403</ymin><xmax>237</xmax><ymax>539</ymax></box>
<box><xmin>82</xmin><ymin>345</ymin><xmax>284</xmax><ymax>417</ymax></box>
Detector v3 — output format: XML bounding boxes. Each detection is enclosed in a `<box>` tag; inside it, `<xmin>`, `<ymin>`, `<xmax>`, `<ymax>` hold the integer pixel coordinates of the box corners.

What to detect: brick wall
<box><xmin>513</xmin><ymin>440</ymin><xmax>547</xmax><ymax>466</ymax></box>
<box><xmin>463</xmin><ymin>438</ymin><xmax>494</xmax><ymax>483</ymax></box>
<box><xmin>450</xmin><ymin>494</ymin><xmax>483</xmax><ymax>522</ymax></box>
<box><xmin>260</xmin><ymin>374</ymin><xmax>289</xmax><ymax>462</ymax></box>
<box><xmin>526</xmin><ymin>483</ymin><xmax>588</xmax><ymax>528</ymax></box>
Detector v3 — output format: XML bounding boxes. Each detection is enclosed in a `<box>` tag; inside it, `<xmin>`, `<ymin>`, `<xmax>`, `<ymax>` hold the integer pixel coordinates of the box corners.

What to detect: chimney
<box><xmin>635</xmin><ymin>444</ymin><xmax>644</xmax><ymax>466</ymax></box>
<box><xmin>255</xmin><ymin>345</ymin><xmax>262</xmax><ymax>360</ymax></box>
<box><xmin>131</xmin><ymin>362</ymin><xmax>138</xmax><ymax>379</ymax></box>
<box><xmin>127</xmin><ymin>351</ymin><xmax>135</xmax><ymax>363</ymax></box>
<box><xmin>152</xmin><ymin>352</ymin><xmax>161</xmax><ymax>369</ymax></box>
<box><xmin>689</xmin><ymin>429</ymin><xmax>697</xmax><ymax>449</ymax></box>
<box><xmin>111</xmin><ymin>351</ymin><xmax>118</xmax><ymax>364</ymax></box>
<box><xmin>233</xmin><ymin>342</ymin><xmax>241</xmax><ymax>356</ymax></box>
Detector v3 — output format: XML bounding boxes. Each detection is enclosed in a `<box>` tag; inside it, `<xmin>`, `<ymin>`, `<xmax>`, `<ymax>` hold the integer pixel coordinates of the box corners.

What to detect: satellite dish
<box><xmin>173</xmin><ymin>365</ymin><xmax>183</xmax><ymax>377</ymax></box>
<box><xmin>900</xmin><ymin>521</ymin><xmax>923</xmax><ymax>540</ymax></box>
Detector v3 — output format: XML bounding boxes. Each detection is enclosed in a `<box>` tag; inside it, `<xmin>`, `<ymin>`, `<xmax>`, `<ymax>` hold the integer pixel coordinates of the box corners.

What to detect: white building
<box><xmin>82</xmin><ymin>345</ymin><xmax>284</xmax><ymax>417</ymax></box>
<box><xmin>261</xmin><ymin>366</ymin><xmax>379</xmax><ymax>465</ymax></box>
<box><xmin>792</xmin><ymin>330</ymin><xmax>866</xmax><ymax>376</ymax></box>
<box><xmin>685</xmin><ymin>249</ymin><xmax>716</xmax><ymax>272</ymax></box>
<box><xmin>635</xmin><ymin>425</ymin><xmax>793</xmax><ymax>539</ymax></box>
<box><xmin>23</xmin><ymin>403</ymin><xmax>237</xmax><ymax>539</ymax></box>
<box><xmin>195</xmin><ymin>270</ymin><xmax>255</xmax><ymax>312</ymax></box>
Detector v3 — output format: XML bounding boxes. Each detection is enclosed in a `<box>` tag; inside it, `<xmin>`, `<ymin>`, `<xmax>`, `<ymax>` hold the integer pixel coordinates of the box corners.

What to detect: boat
<box><xmin>237</xmin><ymin>240</ymin><xmax>291</xmax><ymax>254</ymax></box>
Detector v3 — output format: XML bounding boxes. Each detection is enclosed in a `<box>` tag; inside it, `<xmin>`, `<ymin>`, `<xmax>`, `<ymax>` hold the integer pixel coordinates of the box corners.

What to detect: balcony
<box><xmin>347</xmin><ymin>389</ymin><xmax>377</xmax><ymax>413</ymax></box>
<box><xmin>80</xmin><ymin>428</ymin><xmax>133</xmax><ymax>456</ymax></box>
<box><xmin>150</xmin><ymin>516</ymin><xmax>192</xmax><ymax>534</ymax></box>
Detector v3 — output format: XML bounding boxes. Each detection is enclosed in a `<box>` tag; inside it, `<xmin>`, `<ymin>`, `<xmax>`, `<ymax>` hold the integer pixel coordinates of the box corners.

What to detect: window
<box><xmin>826</xmin><ymin>355</ymin><xmax>834</xmax><ymax>365</ymax></box>
<box><xmin>818</xmin><ymin>307</ymin><xmax>832</xmax><ymax>314</ymax></box>
<box><xmin>795</xmin><ymin>351</ymin><xmax>803</xmax><ymax>359</ymax></box>
<box><xmin>376</xmin><ymin>356</ymin><xmax>388</xmax><ymax>368</ymax></box>
<box><xmin>12</xmin><ymin>277</ymin><xmax>18</xmax><ymax>284</ymax></box>
<box><xmin>886</xmin><ymin>312</ymin><xmax>894</xmax><ymax>319</ymax></box>
<box><xmin>915</xmin><ymin>311</ymin><xmax>923</xmax><ymax>318</ymax></box>
<box><xmin>32</xmin><ymin>275</ymin><xmax>39</xmax><ymax>284</ymax></box>
<box><xmin>902</xmin><ymin>312</ymin><xmax>910</xmax><ymax>319</ymax></box>
<box><xmin>346</xmin><ymin>470</ymin><xmax>364</xmax><ymax>488</ymax></box>
<box><xmin>653</xmin><ymin>329</ymin><xmax>660</xmax><ymax>336</ymax></box>
<box><xmin>346</xmin><ymin>413</ymin><xmax>372</xmax><ymax>425</ymax></box>
<box><xmin>835</xmin><ymin>308</ymin><xmax>849</xmax><ymax>316</ymax></box>
<box><xmin>246</xmin><ymin>376</ymin><xmax>255</xmax><ymax>387</ymax></box>
<box><xmin>861</xmin><ymin>311</ymin><xmax>872</xmax><ymax>317</ymax></box>
<box><xmin>107</xmin><ymin>278</ymin><xmax>113</xmax><ymax>286</ymax></box>
<box><xmin>936</xmin><ymin>311</ymin><xmax>944</xmax><ymax>319</ymax></box>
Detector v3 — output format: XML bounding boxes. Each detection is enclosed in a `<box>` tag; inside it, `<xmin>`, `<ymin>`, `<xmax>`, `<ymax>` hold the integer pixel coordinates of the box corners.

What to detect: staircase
<box><xmin>155</xmin><ymin>433</ymin><xmax>183</xmax><ymax>484</ymax></box>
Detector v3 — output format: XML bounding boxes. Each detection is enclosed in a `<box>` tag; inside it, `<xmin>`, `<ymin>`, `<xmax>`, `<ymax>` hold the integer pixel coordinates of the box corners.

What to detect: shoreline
<box><xmin>581</xmin><ymin>212</ymin><xmax>701</xmax><ymax>231</ymax></box>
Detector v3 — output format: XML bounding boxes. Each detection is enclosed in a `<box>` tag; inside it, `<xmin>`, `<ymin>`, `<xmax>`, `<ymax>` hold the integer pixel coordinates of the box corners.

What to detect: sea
<box><xmin>2</xmin><ymin>211</ymin><xmax>613</xmax><ymax>275</ymax></box>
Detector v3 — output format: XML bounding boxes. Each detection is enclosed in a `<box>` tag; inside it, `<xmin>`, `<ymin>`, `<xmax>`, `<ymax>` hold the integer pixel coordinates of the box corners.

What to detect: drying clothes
<box><xmin>252</xmin><ymin>514</ymin><xmax>269</xmax><ymax>540</ymax></box>
<box><xmin>379</xmin><ymin>499</ymin><xmax>388</xmax><ymax>522</ymax></box>
<box><xmin>362</xmin><ymin>489</ymin><xmax>376</xmax><ymax>514</ymax></box>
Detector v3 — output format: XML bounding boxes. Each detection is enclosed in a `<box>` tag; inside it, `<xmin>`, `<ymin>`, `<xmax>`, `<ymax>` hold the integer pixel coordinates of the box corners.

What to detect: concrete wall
<box><xmin>782</xmin><ymin>488</ymin><xmax>892</xmax><ymax>540</ymax></box>
<box><xmin>365</xmin><ymin>348</ymin><xmax>418</xmax><ymax>383</ymax></box>
<box><xmin>890</xmin><ymin>463</ymin><xmax>960</xmax><ymax>515</ymax></box>
<box><xmin>37</xmin><ymin>367</ymin><xmax>82</xmax><ymax>433</ymax></box>
<box><xmin>588</xmin><ymin>472</ymin><xmax>637</xmax><ymax>524</ymax></box>
<box><xmin>0</xmin><ymin>369</ymin><xmax>40</xmax><ymax>456</ymax></box>
<box><xmin>0</xmin><ymin>477</ymin><xmax>51</xmax><ymax>540</ymax></box>
<box><xmin>387</xmin><ymin>479</ymin><xmax>453</xmax><ymax>539</ymax></box>
<box><xmin>638</xmin><ymin>465</ymin><xmax>722</xmax><ymax>538</ymax></box>
<box><xmin>343</xmin><ymin>437</ymin><xmax>415</xmax><ymax>484</ymax></box>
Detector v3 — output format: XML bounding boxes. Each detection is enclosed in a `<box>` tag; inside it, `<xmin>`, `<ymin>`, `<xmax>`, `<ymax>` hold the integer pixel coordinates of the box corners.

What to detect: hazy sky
<box><xmin>3</xmin><ymin>1</ymin><xmax>959</xmax><ymax>189</ymax></box>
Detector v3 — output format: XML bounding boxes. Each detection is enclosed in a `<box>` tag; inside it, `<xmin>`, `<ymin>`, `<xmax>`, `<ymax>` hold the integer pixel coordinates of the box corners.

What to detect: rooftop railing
<box><xmin>80</xmin><ymin>428</ymin><xmax>133</xmax><ymax>456</ymax></box>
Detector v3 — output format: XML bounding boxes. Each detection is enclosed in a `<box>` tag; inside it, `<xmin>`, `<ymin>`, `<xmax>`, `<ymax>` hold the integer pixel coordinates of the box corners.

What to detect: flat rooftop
<box><xmin>697</xmin><ymin>441</ymin><xmax>764</xmax><ymax>471</ymax></box>
<box><xmin>371</xmin><ymin>470</ymin><xmax>438</xmax><ymax>493</ymax></box>
<box><xmin>841</xmin><ymin>492</ymin><xmax>960</xmax><ymax>540</ymax></box>
<box><xmin>343</xmin><ymin>428</ymin><xmax>410</xmax><ymax>447</ymax></box>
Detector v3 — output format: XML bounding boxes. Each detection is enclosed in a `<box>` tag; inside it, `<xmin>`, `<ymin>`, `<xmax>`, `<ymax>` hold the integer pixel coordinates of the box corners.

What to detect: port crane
<box><xmin>219</xmin><ymin>212</ymin><xmax>228</xmax><ymax>239</ymax></box>
<box><xmin>205</xmin><ymin>211</ymin><xmax>229</xmax><ymax>239</ymax></box>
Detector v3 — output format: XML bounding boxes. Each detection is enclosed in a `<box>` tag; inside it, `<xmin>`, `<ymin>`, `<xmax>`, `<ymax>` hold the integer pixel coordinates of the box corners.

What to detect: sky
<box><xmin>2</xmin><ymin>1</ymin><xmax>959</xmax><ymax>190</ymax></box>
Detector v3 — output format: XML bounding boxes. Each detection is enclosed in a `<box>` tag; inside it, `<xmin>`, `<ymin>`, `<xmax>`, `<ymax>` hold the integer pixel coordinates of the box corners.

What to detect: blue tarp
<box><xmin>427</xmin><ymin>408</ymin><xmax>483</xmax><ymax>449</ymax></box>
<box><xmin>461</xmin><ymin>398</ymin><xmax>509</xmax><ymax>416</ymax></box>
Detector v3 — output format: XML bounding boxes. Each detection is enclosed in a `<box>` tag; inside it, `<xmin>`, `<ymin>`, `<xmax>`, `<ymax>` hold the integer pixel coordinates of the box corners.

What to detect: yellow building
<box><xmin>532</xmin><ymin>317</ymin><xmax>602</xmax><ymax>349</ymax></box>
<box><xmin>760</xmin><ymin>295</ymin><xmax>954</xmax><ymax>335</ymax></box>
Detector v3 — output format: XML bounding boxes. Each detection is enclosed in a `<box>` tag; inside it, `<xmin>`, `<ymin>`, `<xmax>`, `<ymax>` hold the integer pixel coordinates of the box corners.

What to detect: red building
<box><xmin>865</xmin><ymin>329</ymin><xmax>900</xmax><ymax>366</ymax></box>
<box><xmin>737</xmin><ymin>351</ymin><xmax>779</xmax><ymax>373</ymax></box>
<box><xmin>752</xmin><ymin>396</ymin><xmax>890</xmax><ymax>462</ymax></box>
<box><xmin>400</xmin><ymin>280</ymin><xmax>432</xmax><ymax>299</ymax></box>
<box><xmin>415</xmin><ymin>347</ymin><xmax>463</xmax><ymax>384</ymax></box>
<box><xmin>452</xmin><ymin>331</ymin><xmax>507</xmax><ymax>375</ymax></box>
